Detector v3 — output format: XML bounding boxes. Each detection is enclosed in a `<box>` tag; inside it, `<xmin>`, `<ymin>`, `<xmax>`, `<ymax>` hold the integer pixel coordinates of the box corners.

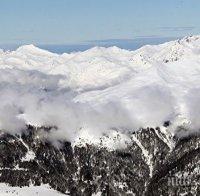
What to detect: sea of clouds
<box><xmin>0</xmin><ymin>67</ymin><xmax>190</xmax><ymax>143</ymax></box>
<box><xmin>0</xmin><ymin>68</ymin><xmax>138</xmax><ymax>143</ymax></box>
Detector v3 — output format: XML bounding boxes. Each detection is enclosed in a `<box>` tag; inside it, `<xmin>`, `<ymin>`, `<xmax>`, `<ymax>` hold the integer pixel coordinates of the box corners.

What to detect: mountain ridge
<box><xmin>1</xmin><ymin>36</ymin><xmax>200</xmax><ymax>195</ymax></box>
<box><xmin>0</xmin><ymin>124</ymin><xmax>200</xmax><ymax>195</ymax></box>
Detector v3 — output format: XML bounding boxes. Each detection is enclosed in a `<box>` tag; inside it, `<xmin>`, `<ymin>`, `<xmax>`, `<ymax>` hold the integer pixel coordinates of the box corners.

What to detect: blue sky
<box><xmin>0</xmin><ymin>0</ymin><xmax>200</xmax><ymax>45</ymax></box>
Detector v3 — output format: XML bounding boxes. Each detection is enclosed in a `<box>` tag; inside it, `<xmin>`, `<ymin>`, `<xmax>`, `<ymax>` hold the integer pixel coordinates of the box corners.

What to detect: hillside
<box><xmin>1</xmin><ymin>36</ymin><xmax>200</xmax><ymax>195</ymax></box>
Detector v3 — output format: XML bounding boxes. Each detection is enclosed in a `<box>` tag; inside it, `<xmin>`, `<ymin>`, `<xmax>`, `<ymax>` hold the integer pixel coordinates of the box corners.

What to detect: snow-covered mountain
<box><xmin>1</xmin><ymin>35</ymin><xmax>200</xmax><ymax>142</ymax></box>
<box><xmin>1</xmin><ymin>36</ymin><xmax>200</xmax><ymax>195</ymax></box>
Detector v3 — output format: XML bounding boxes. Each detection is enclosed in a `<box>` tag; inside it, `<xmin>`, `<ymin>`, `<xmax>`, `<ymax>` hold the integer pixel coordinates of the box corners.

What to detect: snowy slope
<box><xmin>0</xmin><ymin>184</ymin><xmax>65</xmax><ymax>196</ymax></box>
<box><xmin>1</xmin><ymin>35</ymin><xmax>200</xmax><ymax>143</ymax></box>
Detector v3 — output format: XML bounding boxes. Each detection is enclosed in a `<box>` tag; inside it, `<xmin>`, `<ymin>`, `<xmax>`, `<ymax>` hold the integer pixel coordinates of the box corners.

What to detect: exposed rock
<box><xmin>0</xmin><ymin>126</ymin><xmax>200</xmax><ymax>195</ymax></box>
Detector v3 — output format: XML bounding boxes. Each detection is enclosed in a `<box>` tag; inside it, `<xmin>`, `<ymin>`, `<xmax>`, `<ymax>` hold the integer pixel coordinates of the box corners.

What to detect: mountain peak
<box><xmin>16</xmin><ymin>44</ymin><xmax>55</xmax><ymax>56</ymax></box>
<box><xmin>180</xmin><ymin>35</ymin><xmax>200</xmax><ymax>43</ymax></box>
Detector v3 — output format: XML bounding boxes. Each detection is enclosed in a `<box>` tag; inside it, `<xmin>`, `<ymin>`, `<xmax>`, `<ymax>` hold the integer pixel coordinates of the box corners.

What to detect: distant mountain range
<box><xmin>0</xmin><ymin>36</ymin><xmax>178</xmax><ymax>53</ymax></box>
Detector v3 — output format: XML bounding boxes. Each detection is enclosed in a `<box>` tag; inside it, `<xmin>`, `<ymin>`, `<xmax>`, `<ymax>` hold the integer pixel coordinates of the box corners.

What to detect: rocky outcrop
<box><xmin>0</xmin><ymin>125</ymin><xmax>200</xmax><ymax>196</ymax></box>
